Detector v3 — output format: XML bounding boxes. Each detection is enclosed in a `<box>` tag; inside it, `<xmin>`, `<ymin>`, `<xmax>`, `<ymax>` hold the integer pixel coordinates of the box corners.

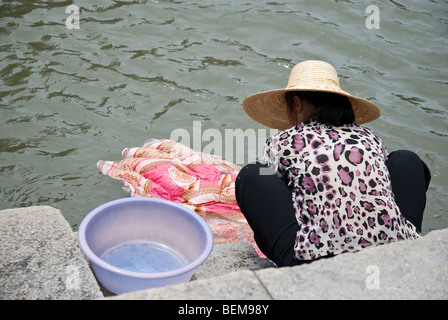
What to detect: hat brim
<box><xmin>242</xmin><ymin>88</ymin><xmax>381</xmax><ymax>131</ymax></box>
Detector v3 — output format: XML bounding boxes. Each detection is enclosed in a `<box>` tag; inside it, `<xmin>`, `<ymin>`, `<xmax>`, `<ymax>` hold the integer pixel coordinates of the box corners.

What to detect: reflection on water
<box><xmin>0</xmin><ymin>0</ymin><xmax>447</xmax><ymax>234</ymax></box>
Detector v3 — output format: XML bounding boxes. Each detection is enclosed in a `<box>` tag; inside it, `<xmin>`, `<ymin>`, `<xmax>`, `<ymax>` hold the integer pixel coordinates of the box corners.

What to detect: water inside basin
<box><xmin>100</xmin><ymin>240</ymin><xmax>187</xmax><ymax>274</ymax></box>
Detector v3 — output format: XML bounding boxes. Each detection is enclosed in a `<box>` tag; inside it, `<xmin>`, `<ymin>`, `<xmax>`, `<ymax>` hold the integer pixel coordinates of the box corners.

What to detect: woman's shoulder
<box><xmin>267</xmin><ymin>120</ymin><xmax>383</xmax><ymax>148</ymax></box>
<box><xmin>273</xmin><ymin>119</ymin><xmax>316</xmax><ymax>137</ymax></box>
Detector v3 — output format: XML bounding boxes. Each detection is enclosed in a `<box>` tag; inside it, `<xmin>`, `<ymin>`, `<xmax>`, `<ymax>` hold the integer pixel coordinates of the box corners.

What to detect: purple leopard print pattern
<box><xmin>262</xmin><ymin>119</ymin><xmax>420</xmax><ymax>261</ymax></box>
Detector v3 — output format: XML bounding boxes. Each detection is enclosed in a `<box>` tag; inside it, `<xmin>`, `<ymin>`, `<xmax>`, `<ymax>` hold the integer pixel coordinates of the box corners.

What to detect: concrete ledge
<box><xmin>110</xmin><ymin>270</ymin><xmax>272</xmax><ymax>300</ymax></box>
<box><xmin>1</xmin><ymin>205</ymin><xmax>447</xmax><ymax>300</ymax></box>
<box><xmin>111</xmin><ymin>228</ymin><xmax>448</xmax><ymax>300</ymax></box>
<box><xmin>0</xmin><ymin>206</ymin><xmax>103</xmax><ymax>300</ymax></box>
<box><xmin>192</xmin><ymin>242</ymin><xmax>273</xmax><ymax>281</ymax></box>
<box><xmin>256</xmin><ymin>228</ymin><xmax>448</xmax><ymax>300</ymax></box>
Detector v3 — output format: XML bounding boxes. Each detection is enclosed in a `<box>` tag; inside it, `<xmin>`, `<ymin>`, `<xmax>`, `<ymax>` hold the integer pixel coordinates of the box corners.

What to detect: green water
<box><xmin>1</xmin><ymin>0</ymin><xmax>447</xmax><ymax>234</ymax></box>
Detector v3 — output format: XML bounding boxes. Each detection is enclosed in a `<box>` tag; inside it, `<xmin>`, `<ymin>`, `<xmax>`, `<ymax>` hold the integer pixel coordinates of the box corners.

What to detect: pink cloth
<box><xmin>97</xmin><ymin>139</ymin><xmax>265</xmax><ymax>258</ymax></box>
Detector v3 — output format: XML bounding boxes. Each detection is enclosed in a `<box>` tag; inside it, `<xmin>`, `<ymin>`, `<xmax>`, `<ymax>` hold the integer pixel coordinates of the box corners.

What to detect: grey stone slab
<box><xmin>94</xmin><ymin>240</ymin><xmax>273</xmax><ymax>298</ymax></box>
<box><xmin>5</xmin><ymin>204</ymin><xmax>444</xmax><ymax>301</ymax></box>
<box><xmin>110</xmin><ymin>229</ymin><xmax>448</xmax><ymax>300</ymax></box>
<box><xmin>192</xmin><ymin>242</ymin><xmax>273</xmax><ymax>280</ymax></box>
<box><xmin>255</xmin><ymin>229</ymin><xmax>448</xmax><ymax>300</ymax></box>
<box><xmin>0</xmin><ymin>206</ymin><xmax>103</xmax><ymax>300</ymax></box>
<box><xmin>110</xmin><ymin>270</ymin><xmax>271</xmax><ymax>300</ymax></box>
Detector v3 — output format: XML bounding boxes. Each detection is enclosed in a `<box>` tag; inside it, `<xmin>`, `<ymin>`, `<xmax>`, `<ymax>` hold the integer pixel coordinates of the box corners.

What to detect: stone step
<box><xmin>111</xmin><ymin>228</ymin><xmax>448</xmax><ymax>300</ymax></box>
<box><xmin>0</xmin><ymin>206</ymin><xmax>103</xmax><ymax>300</ymax></box>
<box><xmin>1</xmin><ymin>206</ymin><xmax>447</xmax><ymax>300</ymax></box>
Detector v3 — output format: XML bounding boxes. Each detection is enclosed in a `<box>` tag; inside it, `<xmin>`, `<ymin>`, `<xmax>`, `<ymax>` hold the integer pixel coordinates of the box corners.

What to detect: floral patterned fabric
<box><xmin>262</xmin><ymin>119</ymin><xmax>420</xmax><ymax>261</ymax></box>
<box><xmin>97</xmin><ymin>139</ymin><xmax>264</xmax><ymax>257</ymax></box>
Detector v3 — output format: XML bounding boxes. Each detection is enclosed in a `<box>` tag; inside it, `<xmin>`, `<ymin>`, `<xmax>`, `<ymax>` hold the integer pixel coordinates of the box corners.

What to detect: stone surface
<box><xmin>100</xmin><ymin>241</ymin><xmax>273</xmax><ymax>297</ymax></box>
<box><xmin>192</xmin><ymin>242</ymin><xmax>273</xmax><ymax>280</ymax></box>
<box><xmin>256</xmin><ymin>228</ymin><xmax>448</xmax><ymax>300</ymax></box>
<box><xmin>0</xmin><ymin>206</ymin><xmax>103</xmax><ymax>300</ymax></box>
<box><xmin>109</xmin><ymin>270</ymin><xmax>272</xmax><ymax>300</ymax></box>
<box><xmin>1</xmin><ymin>205</ymin><xmax>447</xmax><ymax>300</ymax></box>
<box><xmin>111</xmin><ymin>229</ymin><xmax>448</xmax><ymax>300</ymax></box>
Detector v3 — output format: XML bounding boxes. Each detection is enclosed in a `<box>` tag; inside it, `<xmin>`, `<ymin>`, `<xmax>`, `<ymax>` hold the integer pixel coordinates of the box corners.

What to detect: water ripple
<box><xmin>0</xmin><ymin>0</ymin><xmax>446</xmax><ymax>232</ymax></box>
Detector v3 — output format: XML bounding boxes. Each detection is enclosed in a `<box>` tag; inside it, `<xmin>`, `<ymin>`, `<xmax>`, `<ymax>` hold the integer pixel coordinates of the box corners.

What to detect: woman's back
<box><xmin>263</xmin><ymin>119</ymin><xmax>420</xmax><ymax>260</ymax></box>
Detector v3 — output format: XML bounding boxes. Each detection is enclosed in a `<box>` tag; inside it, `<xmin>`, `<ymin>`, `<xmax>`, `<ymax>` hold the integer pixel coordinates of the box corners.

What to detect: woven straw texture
<box><xmin>242</xmin><ymin>60</ymin><xmax>381</xmax><ymax>130</ymax></box>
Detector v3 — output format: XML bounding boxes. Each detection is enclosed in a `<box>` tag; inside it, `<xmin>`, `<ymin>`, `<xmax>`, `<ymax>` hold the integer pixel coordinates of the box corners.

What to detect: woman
<box><xmin>236</xmin><ymin>60</ymin><xmax>431</xmax><ymax>267</ymax></box>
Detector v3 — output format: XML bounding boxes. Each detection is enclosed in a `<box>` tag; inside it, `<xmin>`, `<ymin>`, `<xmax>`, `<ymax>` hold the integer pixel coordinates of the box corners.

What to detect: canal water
<box><xmin>0</xmin><ymin>0</ymin><xmax>447</xmax><ymax>234</ymax></box>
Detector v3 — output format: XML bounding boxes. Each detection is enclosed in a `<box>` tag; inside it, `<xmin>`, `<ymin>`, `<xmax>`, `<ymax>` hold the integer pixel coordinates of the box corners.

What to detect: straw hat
<box><xmin>242</xmin><ymin>60</ymin><xmax>381</xmax><ymax>130</ymax></box>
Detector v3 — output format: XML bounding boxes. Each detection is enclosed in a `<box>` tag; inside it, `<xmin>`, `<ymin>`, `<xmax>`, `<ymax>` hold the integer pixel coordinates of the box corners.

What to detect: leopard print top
<box><xmin>262</xmin><ymin>119</ymin><xmax>420</xmax><ymax>261</ymax></box>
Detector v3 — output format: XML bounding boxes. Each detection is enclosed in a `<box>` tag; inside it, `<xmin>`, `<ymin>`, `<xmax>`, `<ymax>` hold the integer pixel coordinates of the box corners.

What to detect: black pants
<box><xmin>235</xmin><ymin>150</ymin><xmax>431</xmax><ymax>267</ymax></box>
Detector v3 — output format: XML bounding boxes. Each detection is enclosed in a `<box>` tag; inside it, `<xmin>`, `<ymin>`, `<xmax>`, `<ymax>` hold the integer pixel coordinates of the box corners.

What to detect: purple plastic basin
<box><xmin>78</xmin><ymin>197</ymin><xmax>213</xmax><ymax>295</ymax></box>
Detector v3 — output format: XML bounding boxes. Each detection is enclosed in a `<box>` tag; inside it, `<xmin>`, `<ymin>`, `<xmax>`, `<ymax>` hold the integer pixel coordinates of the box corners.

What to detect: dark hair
<box><xmin>286</xmin><ymin>91</ymin><xmax>355</xmax><ymax>126</ymax></box>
